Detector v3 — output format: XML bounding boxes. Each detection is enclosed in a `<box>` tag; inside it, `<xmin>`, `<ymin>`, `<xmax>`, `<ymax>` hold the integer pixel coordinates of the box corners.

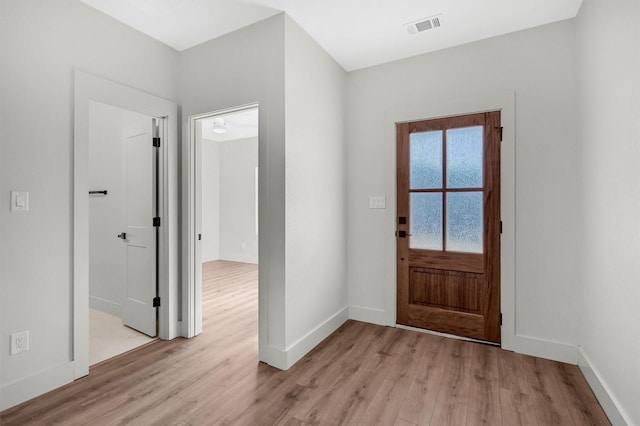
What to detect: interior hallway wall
<box><xmin>180</xmin><ymin>14</ymin><xmax>348</xmax><ymax>368</ymax></box>
<box><xmin>346</xmin><ymin>20</ymin><xmax>580</xmax><ymax>356</ymax></box>
<box><xmin>283</xmin><ymin>15</ymin><xmax>349</xmax><ymax>365</ymax></box>
<box><xmin>576</xmin><ymin>0</ymin><xmax>640</xmax><ymax>424</ymax></box>
<box><xmin>0</xmin><ymin>0</ymin><xmax>178</xmax><ymax>410</ymax></box>
<box><xmin>178</xmin><ymin>14</ymin><xmax>288</xmax><ymax>365</ymax></box>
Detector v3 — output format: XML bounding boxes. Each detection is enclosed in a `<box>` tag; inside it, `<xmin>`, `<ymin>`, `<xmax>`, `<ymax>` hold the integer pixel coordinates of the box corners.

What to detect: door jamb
<box><xmin>184</xmin><ymin>103</ymin><xmax>259</xmax><ymax>338</ymax></box>
<box><xmin>394</xmin><ymin>111</ymin><xmax>502</xmax><ymax>342</ymax></box>
<box><xmin>389</xmin><ymin>92</ymin><xmax>516</xmax><ymax>350</ymax></box>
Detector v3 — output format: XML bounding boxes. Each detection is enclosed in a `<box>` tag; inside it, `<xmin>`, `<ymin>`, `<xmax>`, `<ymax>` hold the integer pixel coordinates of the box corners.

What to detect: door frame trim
<box><xmin>73</xmin><ymin>71</ymin><xmax>179</xmax><ymax>379</ymax></box>
<box><xmin>389</xmin><ymin>91</ymin><xmax>516</xmax><ymax>351</ymax></box>
<box><xmin>184</xmin><ymin>103</ymin><xmax>260</xmax><ymax>338</ymax></box>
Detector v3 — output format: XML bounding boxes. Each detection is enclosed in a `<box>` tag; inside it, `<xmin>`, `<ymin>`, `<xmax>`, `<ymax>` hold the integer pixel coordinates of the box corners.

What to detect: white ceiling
<box><xmin>80</xmin><ymin>0</ymin><xmax>583</xmax><ymax>71</ymax></box>
<box><xmin>201</xmin><ymin>107</ymin><xmax>258</xmax><ymax>142</ymax></box>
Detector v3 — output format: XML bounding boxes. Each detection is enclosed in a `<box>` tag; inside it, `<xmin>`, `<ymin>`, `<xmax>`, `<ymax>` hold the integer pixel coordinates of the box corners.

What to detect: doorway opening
<box><xmin>74</xmin><ymin>70</ymin><xmax>179</xmax><ymax>379</ymax></box>
<box><xmin>88</xmin><ymin>101</ymin><xmax>161</xmax><ymax>365</ymax></box>
<box><xmin>187</xmin><ymin>105</ymin><xmax>259</xmax><ymax>344</ymax></box>
<box><xmin>396</xmin><ymin>111</ymin><xmax>501</xmax><ymax>343</ymax></box>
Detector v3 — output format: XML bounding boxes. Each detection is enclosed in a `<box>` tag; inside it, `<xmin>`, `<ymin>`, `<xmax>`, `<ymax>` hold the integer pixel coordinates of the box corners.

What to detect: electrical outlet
<box><xmin>11</xmin><ymin>330</ymin><xmax>29</xmax><ymax>355</ymax></box>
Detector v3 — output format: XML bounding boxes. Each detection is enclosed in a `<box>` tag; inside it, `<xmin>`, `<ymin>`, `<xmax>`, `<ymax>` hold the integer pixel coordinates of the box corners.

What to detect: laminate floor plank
<box><xmin>292</xmin><ymin>326</ymin><xmax>393</xmax><ymax>425</ymax></box>
<box><xmin>428</xmin><ymin>339</ymin><xmax>474</xmax><ymax>425</ymax></box>
<box><xmin>396</xmin><ymin>334</ymin><xmax>449</xmax><ymax>425</ymax></box>
<box><xmin>496</xmin><ymin>349</ymin><xmax>538</xmax><ymax>426</ymax></box>
<box><xmin>226</xmin><ymin>383</ymin><xmax>313</xmax><ymax>426</ymax></box>
<box><xmin>394</xmin><ymin>419</ymin><xmax>418</xmax><ymax>426</ymax></box>
<box><xmin>1</xmin><ymin>261</ymin><xmax>611</xmax><ymax>426</ymax></box>
<box><xmin>293</xmin><ymin>321</ymin><xmax>369</xmax><ymax>389</ymax></box>
<box><xmin>522</xmin><ymin>356</ymin><xmax>576</xmax><ymax>426</ymax></box>
<box><xmin>465</xmin><ymin>343</ymin><xmax>502</xmax><ymax>426</ymax></box>
<box><xmin>326</xmin><ymin>328</ymin><xmax>411</xmax><ymax>424</ymax></box>
<box><xmin>360</xmin><ymin>331</ymin><xmax>426</xmax><ymax>425</ymax></box>
<box><xmin>552</xmin><ymin>362</ymin><xmax>611</xmax><ymax>426</ymax></box>
<box><xmin>183</xmin><ymin>363</ymin><xmax>283</xmax><ymax>425</ymax></box>
<box><xmin>325</xmin><ymin>354</ymin><xmax>391</xmax><ymax>425</ymax></box>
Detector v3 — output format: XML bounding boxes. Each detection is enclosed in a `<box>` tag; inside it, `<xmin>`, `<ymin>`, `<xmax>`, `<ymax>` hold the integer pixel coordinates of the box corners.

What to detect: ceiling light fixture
<box><xmin>212</xmin><ymin>118</ymin><xmax>227</xmax><ymax>134</ymax></box>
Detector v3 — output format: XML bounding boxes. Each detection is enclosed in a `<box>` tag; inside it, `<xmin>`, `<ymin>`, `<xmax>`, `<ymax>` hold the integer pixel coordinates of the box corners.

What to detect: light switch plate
<box><xmin>369</xmin><ymin>195</ymin><xmax>386</xmax><ymax>209</ymax></box>
<box><xmin>11</xmin><ymin>191</ymin><xmax>29</xmax><ymax>212</ymax></box>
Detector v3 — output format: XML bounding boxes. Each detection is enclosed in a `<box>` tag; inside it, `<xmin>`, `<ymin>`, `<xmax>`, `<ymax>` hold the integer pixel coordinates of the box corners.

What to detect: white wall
<box><xmin>346</xmin><ymin>20</ymin><xmax>581</xmax><ymax>359</ymax></box>
<box><xmin>180</xmin><ymin>14</ymin><xmax>348</xmax><ymax>368</ymax></box>
<box><xmin>201</xmin><ymin>137</ymin><xmax>259</xmax><ymax>264</ymax></box>
<box><xmin>89</xmin><ymin>101</ymin><xmax>151</xmax><ymax>316</ymax></box>
<box><xmin>577</xmin><ymin>0</ymin><xmax>640</xmax><ymax>424</ymax></box>
<box><xmin>219</xmin><ymin>137</ymin><xmax>259</xmax><ymax>264</ymax></box>
<box><xmin>178</xmin><ymin>14</ymin><xmax>288</xmax><ymax>364</ymax></box>
<box><xmin>284</xmin><ymin>16</ymin><xmax>348</xmax><ymax>363</ymax></box>
<box><xmin>0</xmin><ymin>0</ymin><xmax>178</xmax><ymax>410</ymax></box>
<box><xmin>201</xmin><ymin>139</ymin><xmax>221</xmax><ymax>262</ymax></box>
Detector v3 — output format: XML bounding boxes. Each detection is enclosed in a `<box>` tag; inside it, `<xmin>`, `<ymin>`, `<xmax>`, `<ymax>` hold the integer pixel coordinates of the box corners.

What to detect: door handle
<box><xmin>117</xmin><ymin>232</ymin><xmax>127</xmax><ymax>240</ymax></box>
<box><xmin>396</xmin><ymin>230</ymin><xmax>412</xmax><ymax>238</ymax></box>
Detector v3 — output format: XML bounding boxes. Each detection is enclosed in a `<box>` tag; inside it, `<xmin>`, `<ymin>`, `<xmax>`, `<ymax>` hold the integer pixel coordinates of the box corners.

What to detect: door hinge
<box><xmin>496</xmin><ymin>126</ymin><xmax>503</xmax><ymax>142</ymax></box>
<box><xmin>153</xmin><ymin>217</ymin><xmax>161</xmax><ymax>227</ymax></box>
<box><xmin>500</xmin><ymin>313</ymin><xmax>503</xmax><ymax>326</ymax></box>
<box><xmin>500</xmin><ymin>221</ymin><xmax>503</xmax><ymax>234</ymax></box>
<box><xmin>153</xmin><ymin>137</ymin><xmax>161</xmax><ymax>148</ymax></box>
<box><xmin>198</xmin><ymin>233</ymin><xmax>202</xmax><ymax>241</ymax></box>
<box><xmin>153</xmin><ymin>296</ymin><xmax>161</xmax><ymax>308</ymax></box>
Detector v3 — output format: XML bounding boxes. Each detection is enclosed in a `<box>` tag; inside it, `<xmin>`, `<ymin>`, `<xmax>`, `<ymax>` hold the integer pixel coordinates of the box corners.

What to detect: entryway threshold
<box><xmin>396</xmin><ymin>323</ymin><xmax>500</xmax><ymax>347</ymax></box>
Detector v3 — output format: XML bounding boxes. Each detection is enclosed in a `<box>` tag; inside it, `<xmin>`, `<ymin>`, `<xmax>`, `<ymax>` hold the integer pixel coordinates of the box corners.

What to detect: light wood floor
<box><xmin>1</xmin><ymin>260</ymin><xmax>610</xmax><ymax>425</ymax></box>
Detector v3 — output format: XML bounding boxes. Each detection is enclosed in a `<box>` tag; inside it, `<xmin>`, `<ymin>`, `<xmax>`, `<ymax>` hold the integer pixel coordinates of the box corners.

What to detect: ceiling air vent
<box><xmin>406</xmin><ymin>15</ymin><xmax>442</xmax><ymax>35</ymax></box>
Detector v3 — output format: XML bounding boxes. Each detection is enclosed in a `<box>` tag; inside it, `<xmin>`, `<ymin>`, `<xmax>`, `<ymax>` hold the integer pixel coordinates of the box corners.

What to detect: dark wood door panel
<box><xmin>409</xmin><ymin>268</ymin><xmax>481</xmax><ymax>313</ymax></box>
<box><xmin>409</xmin><ymin>250</ymin><xmax>484</xmax><ymax>274</ymax></box>
<box><xmin>407</xmin><ymin>306</ymin><xmax>485</xmax><ymax>340</ymax></box>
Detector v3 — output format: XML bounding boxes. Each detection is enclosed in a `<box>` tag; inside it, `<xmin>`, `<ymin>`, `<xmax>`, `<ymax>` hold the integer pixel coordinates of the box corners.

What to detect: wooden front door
<box><xmin>396</xmin><ymin>111</ymin><xmax>501</xmax><ymax>343</ymax></box>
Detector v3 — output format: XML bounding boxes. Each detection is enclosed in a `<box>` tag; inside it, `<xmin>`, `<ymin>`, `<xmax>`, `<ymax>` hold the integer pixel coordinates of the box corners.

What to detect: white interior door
<box><xmin>121</xmin><ymin>119</ymin><xmax>157</xmax><ymax>337</ymax></box>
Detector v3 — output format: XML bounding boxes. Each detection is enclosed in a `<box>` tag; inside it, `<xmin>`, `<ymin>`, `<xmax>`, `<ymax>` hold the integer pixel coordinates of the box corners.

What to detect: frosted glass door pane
<box><xmin>446</xmin><ymin>192</ymin><xmax>483</xmax><ymax>253</ymax></box>
<box><xmin>410</xmin><ymin>131</ymin><xmax>442</xmax><ymax>189</ymax></box>
<box><xmin>446</xmin><ymin>126</ymin><xmax>483</xmax><ymax>188</ymax></box>
<box><xmin>410</xmin><ymin>193</ymin><xmax>442</xmax><ymax>250</ymax></box>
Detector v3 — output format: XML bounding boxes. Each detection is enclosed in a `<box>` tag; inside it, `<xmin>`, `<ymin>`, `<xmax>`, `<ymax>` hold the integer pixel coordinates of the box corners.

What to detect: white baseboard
<box><xmin>89</xmin><ymin>296</ymin><xmax>121</xmax><ymax>318</ymax></box>
<box><xmin>349</xmin><ymin>305</ymin><xmax>387</xmax><ymax>326</ymax></box>
<box><xmin>502</xmin><ymin>333</ymin><xmax>578</xmax><ymax>365</ymax></box>
<box><xmin>284</xmin><ymin>306</ymin><xmax>349</xmax><ymax>369</ymax></box>
<box><xmin>260</xmin><ymin>307</ymin><xmax>349</xmax><ymax>370</ymax></box>
<box><xmin>0</xmin><ymin>362</ymin><xmax>75</xmax><ymax>411</ymax></box>
<box><xmin>219</xmin><ymin>255</ymin><xmax>258</xmax><ymax>265</ymax></box>
<box><xmin>259</xmin><ymin>344</ymin><xmax>288</xmax><ymax>370</ymax></box>
<box><xmin>578</xmin><ymin>348</ymin><xmax>630</xmax><ymax>426</ymax></box>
